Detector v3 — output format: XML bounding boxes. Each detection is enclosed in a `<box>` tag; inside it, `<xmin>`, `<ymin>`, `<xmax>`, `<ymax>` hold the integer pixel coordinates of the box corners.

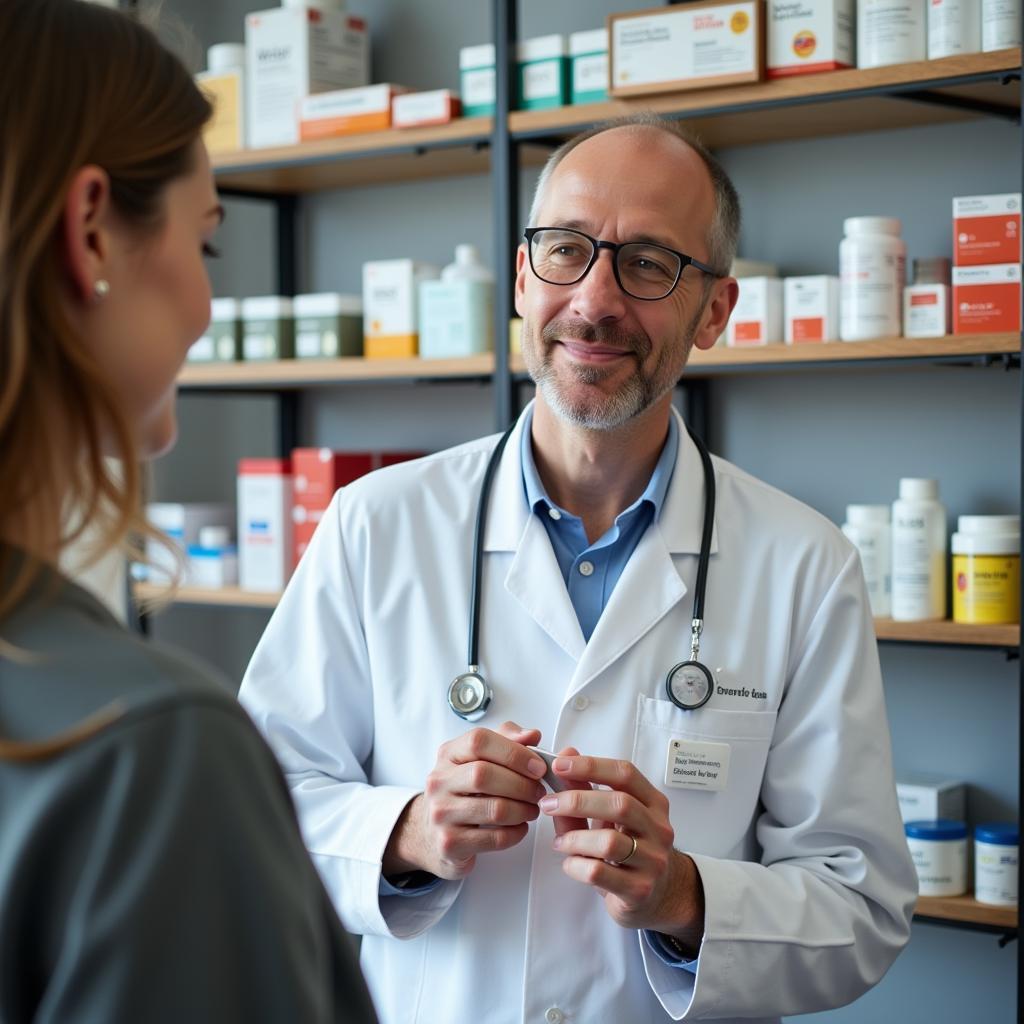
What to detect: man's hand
<box><xmin>539</xmin><ymin>754</ymin><xmax>705</xmax><ymax>955</ymax></box>
<box><xmin>383</xmin><ymin>722</ymin><xmax>548</xmax><ymax>881</ymax></box>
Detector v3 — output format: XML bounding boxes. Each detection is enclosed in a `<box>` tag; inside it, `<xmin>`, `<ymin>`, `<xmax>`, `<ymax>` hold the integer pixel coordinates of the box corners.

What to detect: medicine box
<box><xmin>238</xmin><ymin>458</ymin><xmax>294</xmax><ymax>592</ymax></box>
<box><xmin>953</xmin><ymin>193</ymin><xmax>1022</xmax><ymax>266</ymax></box>
<box><xmin>196</xmin><ymin>69</ymin><xmax>245</xmax><ymax>154</ymax></box>
<box><xmin>610</xmin><ymin>1</ymin><xmax>765</xmax><ymax>98</ymax></box>
<box><xmin>896</xmin><ymin>774</ymin><xmax>966</xmax><ymax>824</ymax></box>
<box><xmin>570</xmin><ymin>28</ymin><xmax>609</xmax><ymax>104</ymax></box>
<box><xmin>292</xmin><ymin>448</ymin><xmax>369</xmax><ymax>563</ymax></box>
<box><xmin>392</xmin><ymin>89</ymin><xmax>462</xmax><ymax>129</ymax></box>
<box><xmin>517</xmin><ymin>34</ymin><xmax>569</xmax><ymax>111</ymax></box>
<box><xmin>952</xmin><ymin>263</ymin><xmax>1022</xmax><ymax>334</ymax></box>
<box><xmin>460</xmin><ymin>43</ymin><xmax>495</xmax><ymax>117</ymax></box>
<box><xmin>903</xmin><ymin>283</ymin><xmax>951</xmax><ymax>338</ymax></box>
<box><xmin>294</xmin><ymin>293</ymin><xmax>362</xmax><ymax>359</ymax></box>
<box><xmin>727</xmin><ymin>276</ymin><xmax>783</xmax><ymax>345</ymax></box>
<box><xmin>242</xmin><ymin>296</ymin><xmax>294</xmax><ymax>361</ymax></box>
<box><xmin>784</xmin><ymin>275</ymin><xmax>840</xmax><ymax>342</ymax></box>
<box><xmin>419</xmin><ymin>280</ymin><xmax>494</xmax><ymax>358</ymax></box>
<box><xmin>299</xmin><ymin>84</ymin><xmax>408</xmax><ymax>141</ymax></box>
<box><xmin>190</xmin><ymin>298</ymin><xmax>242</xmax><ymax>363</ymax></box>
<box><xmin>245</xmin><ymin>7</ymin><xmax>369</xmax><ymax>148</ymax></box>
<box><xmin>362</xmin><ymin>259</ymin><xmax>439</xmax><ymax>359</ymax></box>
<box><xmin>767</xmin><ymin>0</ymin><xmax>854</xmax><ymax>77</ymax></box>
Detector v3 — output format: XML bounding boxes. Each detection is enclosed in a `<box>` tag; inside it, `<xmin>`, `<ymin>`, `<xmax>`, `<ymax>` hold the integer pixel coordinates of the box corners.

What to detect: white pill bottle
<box><xmin>983</xmin><ymin>0</ymin><xmax>1022</xmax><ymax>50</ymax></box>
<box><xmin>891</xmin><ymin>478</ymin><xmax>947</xmax><ymax>621</ymax></box>
<box><xmin>842</xmin><ymin>504</ymin><xmax>892</xmax><ymax>617</ymax></box>
<box><xmin>840</xmin><ymin>217</ymin><xmax>907</xmax><ymax>341</ymax></box>
<box><xmin>858</xmin><ymin>0</ymin><xmax>928</xmax><ymax>67</ymax></box>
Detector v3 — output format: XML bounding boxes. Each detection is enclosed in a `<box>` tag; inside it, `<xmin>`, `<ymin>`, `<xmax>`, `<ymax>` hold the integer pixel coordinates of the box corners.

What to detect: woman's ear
<box><xmin>61</xmin><ymin>165</ymin><xmax>113</xmax><ymax>306</ymax></box>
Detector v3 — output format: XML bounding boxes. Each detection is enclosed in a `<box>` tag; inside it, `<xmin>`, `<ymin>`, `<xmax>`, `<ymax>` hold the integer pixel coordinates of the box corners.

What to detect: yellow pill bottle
<box><xmin>951</xmin><ymin>516</ymin><xmax>1020</xmax><ymax>625</ymax></box>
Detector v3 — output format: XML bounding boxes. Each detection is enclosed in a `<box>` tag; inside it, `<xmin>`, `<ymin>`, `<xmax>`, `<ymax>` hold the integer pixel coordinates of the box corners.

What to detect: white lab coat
<box><xmin>240</xmin><ymin>405</ymin><xmax>916</xmax><ymax>1024</ymax></box>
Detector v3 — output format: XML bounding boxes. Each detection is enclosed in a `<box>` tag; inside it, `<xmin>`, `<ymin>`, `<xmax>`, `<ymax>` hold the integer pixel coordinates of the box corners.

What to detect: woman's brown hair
<box><xmin>0</xmin><ymin>0</ymin><xmax>211</xmax><ymax>632</ymax></box>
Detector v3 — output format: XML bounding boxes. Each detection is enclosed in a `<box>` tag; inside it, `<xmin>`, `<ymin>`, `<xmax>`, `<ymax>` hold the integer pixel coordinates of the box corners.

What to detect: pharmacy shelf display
<box><xmin>159</xmin><ymin>21</ymin><xmax>1024</xmax><ymax>959</ymax></box>
<box><xmin>176</xmin><ymin>332</ymin><xmax>1021</xmax><ymax>390</ymax></box>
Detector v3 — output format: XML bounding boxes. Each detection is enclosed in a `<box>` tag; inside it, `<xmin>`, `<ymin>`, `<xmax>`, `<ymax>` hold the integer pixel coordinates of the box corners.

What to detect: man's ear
<box><xmin>692</xmin><ymin>277</ymin><xmax>739</xmax><ymax>351</ymax></box>
<box><xmin>513</xmin><ymin>243</ymin><xmax>528</xmax><ymax>319</ymax></box>
<box><xmin>61</xmin><ymin>165</ymin><xmax>113</xmax><ymax>305</ymax></box>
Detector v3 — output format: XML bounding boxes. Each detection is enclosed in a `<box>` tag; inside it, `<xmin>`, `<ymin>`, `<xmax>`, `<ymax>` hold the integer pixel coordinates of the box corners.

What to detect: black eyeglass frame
<box><xmin>524</xmin><ymin>226</ymin><xmax>721</xmax><ymax>302</ymax></box>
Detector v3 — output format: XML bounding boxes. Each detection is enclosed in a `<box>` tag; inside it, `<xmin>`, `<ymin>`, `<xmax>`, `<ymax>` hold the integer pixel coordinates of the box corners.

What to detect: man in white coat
<box><xmin>239</xmin><ymin>115</ymin><xmax>917</xmax><ymax>1023</ymax></box>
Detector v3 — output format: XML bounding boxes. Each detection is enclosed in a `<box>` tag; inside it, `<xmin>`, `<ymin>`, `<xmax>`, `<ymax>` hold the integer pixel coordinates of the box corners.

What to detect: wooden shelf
<box><xmin>213</xmin><ymin>117</ymin><xmax>492</xmax><ymax>193</ymax></box>
<box><xmin>511</xmin><ymin>50</ymin><xmax>1021</xmax><ymax>150</ymax></box>
<box><xmin>211</xmin><ymin>52</ymin><xmax>1019</xmax><ymax>195</ymax></box>
<box><xmin>133</xmin><ymin>583</ymin><xmax>279</xmax><ymax>609</ymax></box>
<box><xmin>178</xmin><ymin>353</ymin><xmax>495</xmax><ymax>390</ymax></box>
<box><xmin>915</xmin><ymin>893</ymin><xmax>1018</xmax><ymax>930</ymax></box>
<box><xmin>875</xmin><ymin>618</ymin><xmax>1020</xmax><ymax>647</ymax></box>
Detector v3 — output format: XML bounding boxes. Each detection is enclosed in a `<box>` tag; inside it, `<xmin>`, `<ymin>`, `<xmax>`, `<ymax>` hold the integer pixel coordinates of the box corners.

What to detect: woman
<box><xmin>0</xmin><ymin>2</ymin><xmax>376</xmax><ymax>1021</ymax></box>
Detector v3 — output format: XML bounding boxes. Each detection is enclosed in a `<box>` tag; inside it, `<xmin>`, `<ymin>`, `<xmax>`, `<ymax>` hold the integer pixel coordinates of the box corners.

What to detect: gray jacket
<box><xmin>0</xmin><ymin>554</ymin><xmax>377</xmax><ymax>1023</ymax></box>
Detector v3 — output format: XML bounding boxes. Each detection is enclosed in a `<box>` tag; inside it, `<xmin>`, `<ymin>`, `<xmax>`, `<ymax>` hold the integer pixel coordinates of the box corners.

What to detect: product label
<box><xmin>462</xmin><ymin>67</ymin><xmax>495</xmax><ymax>108</ymax></box>
<box><xmin>664</xmin><ymin>738</ymin><xmax>731</xmax><ymax>790</ymax></box>
<box><xmin>859</xmin><ymin>0</ymin><xmax>927</xmax><ymax>66</ymax></box>
<box><xmin>522</xmin><ymin>60</ymin><xmax>562</xmax><ymax>100</ymax></box>
<box><xmin>573</xmin><ymin>53</ymin><xmax>609</xmax><ymax>96</ymax></box>
<box><xmin>982</xmin><ymin>0</ymin><xmax>1023</xmax><ymax>49</ymax></box>
<box><xmin>953</xmin><ymin>554</ymin><xmax>1020</xmax><ymax>623</ymax></box>
<box><xmin>840</xmin><ymin>246</ymin><xmax>906</xmax><ymax>339</ymax></box>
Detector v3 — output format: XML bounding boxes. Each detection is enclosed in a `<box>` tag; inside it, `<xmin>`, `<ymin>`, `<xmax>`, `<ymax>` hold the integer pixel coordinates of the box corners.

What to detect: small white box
<box><xmin>392</xmin><ymin>89</ymin><xmax>462</xmax><ymax>128</ymax></box>
<box><xmin>238</xmin><ymin>459</ymin><xmax>294</xmax><ymax>592</ymax></box>
<box><xmin>362</xmin><ymin>259</ymin><xmax>439</xmax><ymax>358</ymax></box>
<box><xmin>767</xmin><ymin>0</ymin><xmax>855</xmax><ymax>77</ymax></box>
<box><xmin>896</xmin><ymin>774</ymin><xmax>966</xmax><ymax>824</ymax></box>
<box><xmin>245</xmin><ymin>7</ymin><xmax>369</xmax><ymax>148</ymax></box>
<box><xmin>784</xmin><ymin>275</ymin><xmax>840</xmax><ymax>343</ymax></box>
<box><xmin>903</xmin><ymin>283</ymin><xmax>951</xmax><ymax>338</ymax></box>
<box><xmin>727</xmin><ymin>277</ymin><xmax>784</xmax><ymax>346</ymax></box>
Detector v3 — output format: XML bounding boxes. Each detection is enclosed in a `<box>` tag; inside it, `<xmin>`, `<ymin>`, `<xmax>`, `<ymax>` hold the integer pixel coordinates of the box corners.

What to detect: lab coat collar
<box><xmin>483</xmin><ymin>402</ymin><xmax>719</xmax><ymax>558</ymax></box>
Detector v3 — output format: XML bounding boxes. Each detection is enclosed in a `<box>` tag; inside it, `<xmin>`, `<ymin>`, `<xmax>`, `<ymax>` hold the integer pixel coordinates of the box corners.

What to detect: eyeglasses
<box><xmin>524</xmin><ymin>226</ymin><xmax>719</xmax><ymax>301</ymax></box>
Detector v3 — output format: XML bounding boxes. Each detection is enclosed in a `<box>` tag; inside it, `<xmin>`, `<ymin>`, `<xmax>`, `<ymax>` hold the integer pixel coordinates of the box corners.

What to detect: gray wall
<box><xmin>152</xmin><ymin>1</ymin><xmax>1020</xmax><ymax>1019</ymax></box>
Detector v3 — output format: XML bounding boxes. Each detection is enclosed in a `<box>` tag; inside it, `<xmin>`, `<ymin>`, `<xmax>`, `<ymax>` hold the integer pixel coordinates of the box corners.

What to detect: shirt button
<box><xmin>545</xmin><ymin>1009</ymin><xmax>565</xmax><ymax>1024</ymax></box>
<box><xmin>548</xmin><ymin>507</ymin><xmax>562</xmax><ymax>521</ymax></box>
<box><xmin>573</xmin><ymin>696</ymin><xmax>589</xmax><ymax>711</ymax></box>
<box><xmin>578</xmin><ymin>560</ymin><xmax>594</xmax><ymax>577</ymax></box>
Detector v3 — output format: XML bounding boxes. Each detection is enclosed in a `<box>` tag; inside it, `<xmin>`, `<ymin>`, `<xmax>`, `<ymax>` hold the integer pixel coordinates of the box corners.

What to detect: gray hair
<box><xmin>526</xmin><ymin>113</ymin><xmax>741</xmax><ymax>277</ymax></box>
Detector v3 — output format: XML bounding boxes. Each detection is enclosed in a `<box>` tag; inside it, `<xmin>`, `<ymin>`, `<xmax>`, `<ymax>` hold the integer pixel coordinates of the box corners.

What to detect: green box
<box><xmin>570</xmin><ymin>28</ymin><xmax>609</xmax><ymax>105</ymax></box>
<box><xmin>294</xmin><ymin>293</ymin><xmax>363</xmax><ymax>359</ymax></box>
<box><xmin>190</xmin><ymin>297</ymin><xmax>242</xmax><ymax>363</ymax></box>
<box><xmin>241</xmin><ymin>296</ymin><xmax>294</xmax><ymax>362</ymax></box>
<box><xmin>459</xmin><ymin>43</ymin><xmax>495</xmax><ymax>117</ymax></box>
<box><xmin>517</xmin><ymin>35</ymin><xmax>569</xmax><ymax>111</ymax></box>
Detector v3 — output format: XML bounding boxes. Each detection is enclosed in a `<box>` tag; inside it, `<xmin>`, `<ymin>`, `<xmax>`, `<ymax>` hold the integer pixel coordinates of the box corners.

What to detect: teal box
<box><xmin>459</xmin><ymin>43</ymin><xmax>495</xmax><ymax>117</ymax></box>
<box><xmin>570</xmin><ymin>28</ymin><xmax>609</xmax><ymax>105</ymax></box>
<box><xmin>517</xmin><ymin>34</ymin><xmax>569</xmax><ymax>111</ymax></box>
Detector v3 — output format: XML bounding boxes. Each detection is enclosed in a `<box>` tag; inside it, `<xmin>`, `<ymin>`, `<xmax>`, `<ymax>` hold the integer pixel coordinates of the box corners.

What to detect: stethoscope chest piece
<box><xmin>448</xmin><ymin>669</ymin><xmax>492</xmax><ymax>721</ymax></box>
<box><xmin>666</xmin><ymin>659</ymin><xmax>714</xmax><ymax>711</ymax></box>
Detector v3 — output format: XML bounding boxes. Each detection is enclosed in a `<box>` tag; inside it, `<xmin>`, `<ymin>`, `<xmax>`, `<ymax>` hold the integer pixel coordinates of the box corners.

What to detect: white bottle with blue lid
<box><xmin>905</xmin><ymin>819</ymin><xmax>967</xmax><ymax>896</ymax></box>
<box><xmin>975</xmin><ymin>823</ymin><xmax>1019</xmax><ymax>906</ymax></box>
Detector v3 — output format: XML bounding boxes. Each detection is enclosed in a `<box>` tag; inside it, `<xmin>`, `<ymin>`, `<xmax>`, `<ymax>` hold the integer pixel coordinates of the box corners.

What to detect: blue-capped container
<box><xmin>905</xmin><ymin>820</ymin><xmax>968</xmax><ymax>896</ymax></box>
<box><xmin>975</xmin><ymin>823</ymin><xmax>1019</xmax><ymax>906</ymax></box>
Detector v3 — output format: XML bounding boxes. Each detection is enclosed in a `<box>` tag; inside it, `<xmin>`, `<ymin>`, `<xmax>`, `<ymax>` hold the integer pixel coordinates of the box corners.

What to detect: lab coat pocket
<box><xmin>632</xmin><ymin>694</ymin><xmax>777</xmax><ymax>860</ymax></box>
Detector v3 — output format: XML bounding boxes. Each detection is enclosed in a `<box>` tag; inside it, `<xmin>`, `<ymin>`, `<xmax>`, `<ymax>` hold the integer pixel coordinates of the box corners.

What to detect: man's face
<box><xmin>515</xmin><ymin>127</ymin><xmax>727</xmax><ymax>431</ymax></box>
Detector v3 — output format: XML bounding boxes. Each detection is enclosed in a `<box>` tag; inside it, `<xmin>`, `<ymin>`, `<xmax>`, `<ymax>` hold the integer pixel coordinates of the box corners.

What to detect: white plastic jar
<box><xmin>858</xmin><ymin>0</ymin><xmax>928</xmax><ymax>67</ymax></box>
<box><xmin>975</xmin><ymin>823</ymin><xmax>1019</xmax><ymax>906</ymax></box>
<box><xmin>891</xmin><ymin>478</ymin><xmax>947</xmax><ymax>622</ymax></box>
<box><xmin>842</xmin><ymin>504</ymin><xmax>892</xmax><ymax>617</ymax></box>
<box><xmin>952</xmin><ymin>515</ymin><xmax>1020</xmax><ymax>624</ymax></box>
<box><xmin>840</xmin><ymin>217</ymin><xmax>907</xmax><ymax>341</ymax></box>
<box><xmin>905</xmin><ymin>820</ymin><xmax>968</xmax><ymax>897</ymax></box>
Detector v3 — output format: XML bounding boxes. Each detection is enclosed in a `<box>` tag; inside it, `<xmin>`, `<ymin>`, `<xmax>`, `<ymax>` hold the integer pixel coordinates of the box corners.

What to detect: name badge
<box><xmin>664</xmin><ymin>738</ymin><xmax>731</xmax><ymax>791</ymax></box>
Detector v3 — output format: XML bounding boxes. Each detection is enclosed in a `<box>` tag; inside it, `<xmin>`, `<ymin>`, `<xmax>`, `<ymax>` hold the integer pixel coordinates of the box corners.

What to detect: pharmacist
<box><xmin>240</xmin><ymin>115</ymin><xmax>916</xmax><ymax>1023</ymax></box>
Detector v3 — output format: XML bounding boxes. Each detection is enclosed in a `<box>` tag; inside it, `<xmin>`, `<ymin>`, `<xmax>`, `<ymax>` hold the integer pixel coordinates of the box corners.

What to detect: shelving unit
<box><xmin>146</xmin><ymin>5</ymin><xmax>1024</xmax><ymax>1009</ymax></box>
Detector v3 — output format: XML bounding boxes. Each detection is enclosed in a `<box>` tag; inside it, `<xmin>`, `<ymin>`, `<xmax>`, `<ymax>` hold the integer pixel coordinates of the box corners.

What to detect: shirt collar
<box><xmin>520</xmin><ymin>406</ymin><xmax>679</xmax><ymax>523</ymax></box>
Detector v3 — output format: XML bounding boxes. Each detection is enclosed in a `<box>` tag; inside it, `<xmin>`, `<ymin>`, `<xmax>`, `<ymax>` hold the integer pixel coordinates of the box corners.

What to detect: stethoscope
<box><xmin>447</xmin><ymin>419</ymin><xmax>718</xmax><ymax>721</ymax></box>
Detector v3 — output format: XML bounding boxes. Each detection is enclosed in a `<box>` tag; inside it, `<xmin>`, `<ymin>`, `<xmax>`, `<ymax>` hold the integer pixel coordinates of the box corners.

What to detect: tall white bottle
<box><xmin>891</xmin><ymin>478</ymin><xmax>947</xmax><ymax>621</ymax></box>
<box><xmin>842</xmin><ymin>504</ymin><xmax>892</xmax><ymax>618</ymax></box>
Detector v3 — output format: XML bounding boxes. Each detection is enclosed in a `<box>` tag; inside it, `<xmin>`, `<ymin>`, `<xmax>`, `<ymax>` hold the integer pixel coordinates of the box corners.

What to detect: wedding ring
<box><xmin>615</xmin><ymin>834</ymin><xmax>638</xmax><ymax>866</ymax></box>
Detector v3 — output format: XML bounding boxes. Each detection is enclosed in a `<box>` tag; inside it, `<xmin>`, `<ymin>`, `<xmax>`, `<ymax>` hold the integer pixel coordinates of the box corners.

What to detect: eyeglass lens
<box><xmin>529</xmin><ymin>228</ymin><xmax>683</xmax><ymax>300</ymax></box>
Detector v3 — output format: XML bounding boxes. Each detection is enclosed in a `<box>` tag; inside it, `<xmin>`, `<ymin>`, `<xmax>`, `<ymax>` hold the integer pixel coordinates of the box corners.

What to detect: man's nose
<box><xmin>569</xmin><ymin>249</ymin><xmax>628</xmax><ymax>324</ymax></box>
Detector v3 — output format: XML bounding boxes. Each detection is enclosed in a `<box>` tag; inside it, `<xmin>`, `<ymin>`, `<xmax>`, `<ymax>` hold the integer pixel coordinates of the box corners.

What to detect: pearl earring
<box><xmin>93</xmin><ymin>279</ymin><xmax>110</xmax><ymax>299</ymax></box>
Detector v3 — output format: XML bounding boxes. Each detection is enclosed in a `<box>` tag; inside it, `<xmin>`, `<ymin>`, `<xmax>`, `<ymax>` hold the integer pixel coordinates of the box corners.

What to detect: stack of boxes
<box><xmin>952</xmin><ymin>193</ymin><xmax>1022</xmax><ymax>335</ymax></box>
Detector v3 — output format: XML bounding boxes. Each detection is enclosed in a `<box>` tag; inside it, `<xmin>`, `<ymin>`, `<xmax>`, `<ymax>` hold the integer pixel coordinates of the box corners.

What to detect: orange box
<box><xmin>953</xmin><ymin>193</ymin><xmax>1021</xmax><ymax>267</ymax></box>
<box><xmin>952</xmin><ymin>263</ymin><xmax>1021</xmax><ymax>334</ymax></box>
<box><xmin>299</xmin><ymin>84</ymin><xmax>408</xmax><ymax>141</ymax></box>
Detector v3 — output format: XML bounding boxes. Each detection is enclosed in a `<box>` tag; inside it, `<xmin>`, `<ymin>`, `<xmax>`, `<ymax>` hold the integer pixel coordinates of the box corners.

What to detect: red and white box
<box><xmin>953</xmin><ymin>193</ymin><xmax>1021</xmax><ymax>267</ymax></box>
<box><xmin>784</xmin><ymin>275</ymin><xmax>839</xmax><ymax>342</ymax></box>
<box><xmin>767</xmin><ymin>0</ymin><xmax>854</xmax><ymax>77</ymax></box>
<box><xmin>238</xmin><ymin>458</ymin><xmax>294</xmax><ymax>592</ymax></box>
<box><xmin>728</xmin><ymin>276</ymin><xmax>783</xmax><ymax>346</ymax></box>
<box><xmin>952</xmin><ymin>263</ymin><xmax>1021</xmax><ymax>334</ymax></box>
<box><xmin>392</xmin><ymin>89</ymin><xmax>463</xmax><ymax>128</ymax></box>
